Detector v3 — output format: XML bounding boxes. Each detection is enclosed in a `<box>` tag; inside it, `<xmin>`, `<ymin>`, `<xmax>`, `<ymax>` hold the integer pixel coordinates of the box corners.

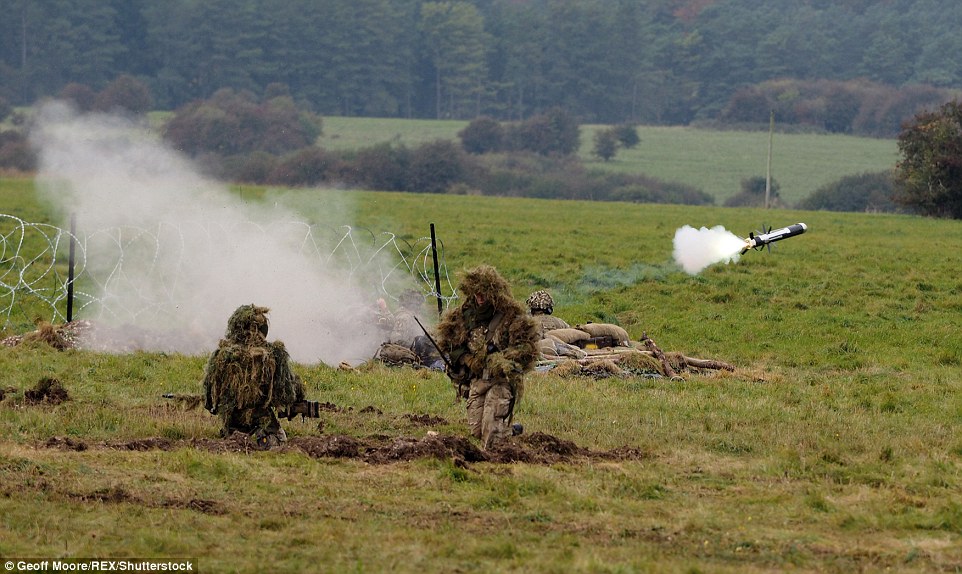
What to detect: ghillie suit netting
<box><xmin>0</xmin><ymin>214</ymin><xmax>455</xmax><ymax>349</ymax></box>
<box><xmin>202</xmin><ymin>304</ymin><xmax>304</xmax><ymax>437</ymax></box>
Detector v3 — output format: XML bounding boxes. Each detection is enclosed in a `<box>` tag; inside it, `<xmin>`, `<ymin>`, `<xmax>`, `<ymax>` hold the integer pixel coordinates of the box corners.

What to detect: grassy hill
<box><xmin>1</xmin><ymin>178</ymin><xmax>961</xmax><ymax>572</ymax></box>
<box><xmin>319</xmin><ymin>117</ymin><xmax>899</xmax><ymax>206</ymax></box>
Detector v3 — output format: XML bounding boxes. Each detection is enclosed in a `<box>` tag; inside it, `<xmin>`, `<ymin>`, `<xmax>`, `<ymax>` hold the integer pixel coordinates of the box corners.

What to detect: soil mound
<box><xmin>24</xmin><ymin>377</ymin><xmax>70</xmax><ymax>405</ymax></box>
<box><xmin>45</xmin><ymin>436</ymin><xmax>88</xmax><ymax>451</ymax></box>
<box><xmin>403</xmin><ymin>413</ymin><xmax>448</xmax><ymax>426</ymax></box>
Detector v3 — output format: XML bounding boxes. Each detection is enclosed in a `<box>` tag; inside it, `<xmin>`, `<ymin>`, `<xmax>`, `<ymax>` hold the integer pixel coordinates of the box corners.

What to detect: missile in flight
<box><xmin>740</xmin><ymin>223</ymin><xmax>807</xmax><ymax>254</ymax></box>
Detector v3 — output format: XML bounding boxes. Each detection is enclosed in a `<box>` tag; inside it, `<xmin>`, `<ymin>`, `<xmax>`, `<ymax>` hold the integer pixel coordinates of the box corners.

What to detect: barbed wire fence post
<box><xmin>66</xmin><ymin>213</ymin><xmax>76</xmax><ymax>322</ymax></box>
<box><xmin>430</xmin><ymin>222</ymin><xmax>443</xmax><ymax>318</ymax></box>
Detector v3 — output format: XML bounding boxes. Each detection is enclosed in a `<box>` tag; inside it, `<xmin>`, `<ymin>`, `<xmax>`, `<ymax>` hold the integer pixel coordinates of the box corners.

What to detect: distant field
<box><xmin>580</xmin><ymin>125</ymin><xmax>899</xmax><ymax>206</ymax></box>
<box><xmin>320</xmin><ymin>116</ymin><xmax>899</xmax><ymax>205</ymax></box>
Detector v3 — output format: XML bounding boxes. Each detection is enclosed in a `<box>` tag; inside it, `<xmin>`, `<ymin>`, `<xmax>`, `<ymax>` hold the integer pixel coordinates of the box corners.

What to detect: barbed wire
<box><xmin>0</xmin><ymin>213</ymin><xmax>456</xmax><ymax>332</ymax></box>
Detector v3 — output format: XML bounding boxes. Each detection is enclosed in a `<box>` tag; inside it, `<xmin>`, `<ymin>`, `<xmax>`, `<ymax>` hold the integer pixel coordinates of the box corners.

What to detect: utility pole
<box><xmin>765</xmin><ymin>109</ymin><xmax>774</xmax><ymax>209</ymax></box>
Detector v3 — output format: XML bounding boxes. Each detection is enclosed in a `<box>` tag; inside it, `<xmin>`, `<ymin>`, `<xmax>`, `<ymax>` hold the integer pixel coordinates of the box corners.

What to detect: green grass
<box><xmin>2</xmin><ymin>174</ymin><xmax>962</xmax><ymax>571</ymax></box>
<box><xmin>580</xmin><ymin>125</ymin><xmax>899</xmax><ymax>206</ymax></box>
<box><xmin>318</xmin><ymin>117</ymin><xmax>899</xmax><ymax>205</ymax></box>
<box><xmin>320</xmin><ymin>116</ymin><xmax>469</xmax><ymax>152</ymax></box>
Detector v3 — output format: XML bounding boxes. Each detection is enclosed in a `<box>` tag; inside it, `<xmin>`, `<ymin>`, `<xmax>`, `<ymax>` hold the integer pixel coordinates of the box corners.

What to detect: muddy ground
<box><xmin>19</xmin><ymin>379</ymin><xmax>649</xmax><ymax>466</ymax></box>
<box><xmin>44</xmin><ymin>428</ymin><xmax>650</xmax><ymax>466</ymax></box>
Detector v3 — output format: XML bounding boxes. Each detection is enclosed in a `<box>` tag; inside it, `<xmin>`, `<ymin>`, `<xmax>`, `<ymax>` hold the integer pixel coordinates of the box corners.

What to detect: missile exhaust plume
<box><xmin>672</xmin><ymin>225</ymin><xmax>745</xmax><ymax>275</ymax></box>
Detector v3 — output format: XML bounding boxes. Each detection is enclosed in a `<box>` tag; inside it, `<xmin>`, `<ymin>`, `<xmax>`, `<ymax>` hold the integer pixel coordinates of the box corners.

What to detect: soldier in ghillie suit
<box><xmin>203</xmin><ymin>304</ymin><xmax>307</xmax><ymax>449</ymax></box>
<box><xmin>437</xmin><ymin>265</ymin><xmax>539</xmax><ymax>449</ymax></box>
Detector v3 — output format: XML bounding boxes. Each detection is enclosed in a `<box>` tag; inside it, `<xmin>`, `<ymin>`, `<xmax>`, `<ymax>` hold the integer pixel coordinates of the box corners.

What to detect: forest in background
<box><xmin>1</xmin><ymin>0</ymin><xmax>961</xmax><ymax>134</ymax></box>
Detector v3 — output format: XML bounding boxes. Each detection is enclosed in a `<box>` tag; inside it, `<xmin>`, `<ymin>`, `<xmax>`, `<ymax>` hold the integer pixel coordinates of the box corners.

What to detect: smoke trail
<box><xmin>672</xmin><ymin>225</ymin><xmax>745</xmax><ymax>275</ymax></box>
<box><xmin>29</xmin><ymin>101</ymin><xmax>397</xmax><ymax>365</ymax></box>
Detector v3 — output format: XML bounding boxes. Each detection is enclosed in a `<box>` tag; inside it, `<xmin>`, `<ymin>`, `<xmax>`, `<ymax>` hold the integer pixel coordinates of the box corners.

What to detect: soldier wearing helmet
<box><xmin>202</xmin><ymin>304</ymin><xmax>307</xmax><ymax>449</ymax></box>
<box><xmin>526</xmin><ymin>289</ymin><xmax>571</xmax><ymax>336</ymax></box>
<box><xmin>437</xmin><ymin>265</ymin><xmax>539</xmax><ymax>449</ymax></box>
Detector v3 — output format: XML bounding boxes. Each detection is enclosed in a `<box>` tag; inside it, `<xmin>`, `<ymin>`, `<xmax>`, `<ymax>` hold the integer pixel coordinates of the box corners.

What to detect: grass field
<box><xmin>1</xmin><ymin>167</ymin><xmax>961</xmax><ymax>573</ymax></box>
<box><xmin>319</xmin><ymin>116</ymin><xmax>899</xmax><ymax>206</ymax></box>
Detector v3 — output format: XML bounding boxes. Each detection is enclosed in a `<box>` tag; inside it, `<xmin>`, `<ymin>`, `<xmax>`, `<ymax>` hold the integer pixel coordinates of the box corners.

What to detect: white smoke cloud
<box><xmin>30</xmin><ymin>101</ymin><xmax>396</xmax><ymax>365</ymax></box>
<box><xmin>672</xmin><ymin>225</ymin><xmax>746</xmax><ymax>275</ymax></box>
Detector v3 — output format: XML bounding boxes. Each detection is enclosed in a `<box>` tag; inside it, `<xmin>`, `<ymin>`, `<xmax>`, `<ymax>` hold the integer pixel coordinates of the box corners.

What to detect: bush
<box><xmin>657</xmin><ymin>181</ymin><xmax>716</xmax><ymax>205</ymax></box>
<box><xmin>347</xmin><ymin>142</ymin><xmax>412</xmax><ymax>191</ymax></box>
<box><xmin>0</xmin><ymin>130</ymin><xmax>36</xmax><ymax>172</ymax></box>
<box><xmin>164</xmin><ymin>89</ymin><xmax>321</xmax><ymax>157</ymax></box>
<box><xmin>408</xmin><ymin>140</ymin><xmax>471</xmax><ymax>193</ymax></box>
<box><xmin>0</xmin><ymin>96</ymin><xmax>11</xmax><ymax>123</ymax></box>
<box><xmin>894</xmin><ymin>100</ymin><xmax>962</xmax><ymax>217</ymax></box>
<box><xmin>218</xmin><ymin>152</ymin><xmax>280</xmax><ymax>185</ymax></box>
<box><xmin>797</xmin><ymin>171</ymin><xmax>898</xmax><ymax>212</ymax></box>
<box><xmin>94</xmin><ymin>74</ymin><xmax>153</xmax><ymax>114</ymax></box>
<box><xmin>724</xmin><ymin>176</ymin><xmax>783</xmax><ymax>208</ymax></box>
<box><xmin>605</xmin><ymin>175</ymin><xmax>713</xmax><ymax>205</ymax></box>
<box><xmin>608</xmin><ymin>184</ymin><xmax>658</xmax><ymax>203</ymax></box>
<box><xmin>260</xmin><ymin>95</ymin><xmax>323</xmax><ymax>152</ymax></box>
<box><xmin>459</xmin><ymin>116</ymin><xmax>504</xmax><ymax>154</ymax></box>
<box><xmin>720</xmin><ymin>87</ymin><xmax>772</xmax><ymax>124</ymax></box>
<box><xmin>268</xmin><ymin>148</ymin><xmax>342</xmax><ymax>187</ymax></box>
<box><xmin>613</xmin><ymin>124</ymin><xmax>640</xmax><ymax>149</ymax></box>
<box><xmin>718</xmin><ymin>79</ymin><xmax>959</xmax><ymax>137</ymax></box>
<box><xmin>59</xmin><ymin>83</ymin><xmax>98</xmax><ymax>112</ymax></box>
<box><xmin>593</xmin><ymin>129</ymin><xmax>618</xmax><ymax>161</ymax></box>
<box><xmin>506</xmin><ymin>108</ymin><xmax>580</xmax><ymax>156</ymax></box>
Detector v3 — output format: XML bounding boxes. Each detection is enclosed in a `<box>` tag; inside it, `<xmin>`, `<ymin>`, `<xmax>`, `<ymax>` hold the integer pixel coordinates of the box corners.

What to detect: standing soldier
<box><xmin>203</xmin><ymin>304</ymin><xmax>308</xmax><ymax>449</ymax></box>
<box><xmin>437</xmin><ymin>265</ymin><xmax>539</xmax><ymax>449</ymax></box>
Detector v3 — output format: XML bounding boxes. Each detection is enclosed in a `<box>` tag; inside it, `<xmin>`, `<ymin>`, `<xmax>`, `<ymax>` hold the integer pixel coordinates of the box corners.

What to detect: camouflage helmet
<box><xmin>526</xmin><ymin>290</ymin><xmax>554</xmax><ymax>314</ymax></box>
<box><xmin>398</xmin><ymin>289</ymin><xmax>424</xmax><ymax>310</ymax></box>
<box><xmin>225</xmin><ymin>304</ymin><xmax>270</xmax><ymax>343</ymax></box>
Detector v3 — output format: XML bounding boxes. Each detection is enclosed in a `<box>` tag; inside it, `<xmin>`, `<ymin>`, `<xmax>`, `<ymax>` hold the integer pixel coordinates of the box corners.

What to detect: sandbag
<box><xmin>545</xmin><ymin>327</ymin><xmax>591</xmax><ymax>345</ymax></box>
<box><xmin>540</xmin><ymin>336</ymin><xmax>588</xmax><ymax>359</ymax></box>
<box><xmin>576</xmin><ymin>323</ymin><xmax>630</xmax><ymax>346</ymax></box>
<box><xmin>376</xmin><ymin>342</ymin><xmax>419</xmax><ymax>365</ymax></box>
<box><xmin>537</xmin><ymin>338</ymin><xmax>558</xmax><ymax>356</ymax></box>
<box><xmin>533</xmin><ymin>314</ymin><xmax>570</xmax><ymax>335</ymax></box>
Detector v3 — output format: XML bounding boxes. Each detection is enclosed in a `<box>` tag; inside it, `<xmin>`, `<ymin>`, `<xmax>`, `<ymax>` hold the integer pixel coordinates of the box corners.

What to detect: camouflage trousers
<box><xmin>222</xmin><ymin>405</ymin><xmax>281</xmax><ymax>437</ymax></box>
<box><xmin>466</xmin><ymin>377</ymin><xmax>514</xmax><ymax>450</ymax></box>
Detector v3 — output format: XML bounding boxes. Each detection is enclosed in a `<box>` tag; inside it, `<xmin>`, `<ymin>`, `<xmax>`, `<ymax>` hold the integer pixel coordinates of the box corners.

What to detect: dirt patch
<box><xmin>186</xmin><ymin>432</ymin><xmax>262</xmax><ymax>454</ymax></box>
<box><xmin>66</xmin><ymin>486</ymin><xmax>224</xmax><ymax>515</ymax></box>
<box><xmin>38</xmin><ymin>407</ymin><xmax>651</xmax><ymax>465</ymax></box>
<box><xmin>284</xmin><ymin>434</ymin><xmax>486</xmax><ymax>465</ymax></box>
<box><xmin>369</xmin><ymin>434</ymin><xmax>485</xmax><ymax>465</ymax></box>
<box><xmin>45</xmin><ymin>436</ymin><xmax>88</xmax><ymax>451</ymax></box>
<box><xmin>41</xmin><ymin>431</ymin><xmax>651</xmax><ymax>466</ymax></box>
<box><xmin>483</xmin><ymin>432</ymin><xmax>588</xmax><ymax>464</ymax></box>
<box><xmin>24</xmin><ymin>377</ymin><xmax>70</xmax><ymax>405</ymax></box>
<box><xmin>290</xmin><ymin>432</ymin><xmax>647</xmax><ymax>466</ymax></box>
<box><xmin>107</xmin><ymin>437</ymin><xmax>174</xmax><ymax>451</ymax></box>
<box><xmin>69</xmin><ymin>486</ymin><xmax>136</xmax><ymax>504</ymax></box>
<box><xmin>292</xmin><ymin>435</ymin><xmax>363</xmax><ymax>459</ymax></box>
<box><xmin>162</xmin><ymin>497</ymin><xmax>226</xmax><ymax>515</ymax></box>
<box><xmin>403</xmin><ymin>413</ymin><xmax>448</xmax><ymax>426</ymax></box>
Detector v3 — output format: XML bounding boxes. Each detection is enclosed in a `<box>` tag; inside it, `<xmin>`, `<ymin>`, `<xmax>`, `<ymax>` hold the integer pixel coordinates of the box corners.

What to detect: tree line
<box><xmin>1</xmin><ymin>0</ymin><xmax>961</xmax><ymax>133</ymax></box>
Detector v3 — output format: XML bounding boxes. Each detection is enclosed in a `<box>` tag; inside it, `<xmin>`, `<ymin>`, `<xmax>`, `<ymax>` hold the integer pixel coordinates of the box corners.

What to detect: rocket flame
<box><xmin>672</xmin><ymin>225</ymin><xmax>745</xmax><ymax>275</ymax></box>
